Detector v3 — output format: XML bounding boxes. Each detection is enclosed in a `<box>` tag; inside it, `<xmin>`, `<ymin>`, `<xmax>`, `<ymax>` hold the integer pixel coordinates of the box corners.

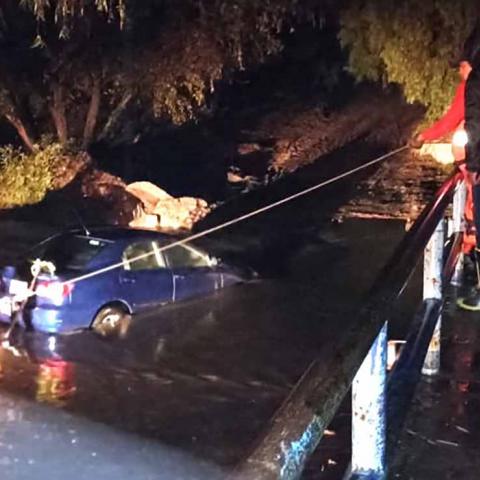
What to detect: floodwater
<box><xmin>0</xmin><ymin>216</ymin><xmax>422</xmax><ymax>480</ymax></box>
<box><xmin>0</xmin><ymin>141</ymin><xmax>426</xmax><ymax>479</ymax></box>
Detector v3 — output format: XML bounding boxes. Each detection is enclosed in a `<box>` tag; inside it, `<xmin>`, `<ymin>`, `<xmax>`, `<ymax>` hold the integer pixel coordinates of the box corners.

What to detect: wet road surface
<box><xmin>391</xmin><ymin>289</ymin><xmax>480</xmax><ymax>480</ymax></box>
<box><xmin>0</xmin><ymin>218</ymin><xmax>421</xmax><ymax>479</ymax></box>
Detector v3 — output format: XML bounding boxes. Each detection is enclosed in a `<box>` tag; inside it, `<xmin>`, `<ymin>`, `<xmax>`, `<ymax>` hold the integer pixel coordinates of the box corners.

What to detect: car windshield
<box><xmin>32</xmin><ymin>235</ymin><xmax>109</xmax><ymax>273</ymax></box>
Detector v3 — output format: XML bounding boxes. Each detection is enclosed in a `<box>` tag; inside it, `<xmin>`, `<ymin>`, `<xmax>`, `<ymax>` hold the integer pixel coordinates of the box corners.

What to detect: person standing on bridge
<box><xmin>456</xmin><ymin>26</ymin><xmax>480</xmax><ymax>311</ymax></box>
<box><xmin>411</xmin><ymin>59</ymin><xmax>471</xmax><ymax>151</ymax></box>
<box><xmin>410</xmin><ymin>55</ymin><xmax>476</xmax><ymax>254</ymax></box>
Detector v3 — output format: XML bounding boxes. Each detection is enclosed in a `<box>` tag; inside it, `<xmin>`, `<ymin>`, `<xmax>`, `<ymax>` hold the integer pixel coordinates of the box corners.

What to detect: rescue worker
<box><xmin>456</xmin><ymin>27</ymin><xmax>480</xmax><ymax>310</ymax></box>
<box><xmin>412</xmin><ymin>59</ymin><xmax>471</xmax><ymax>150</ymax></box>
<box><xmin>410</xmin><ymin>56</ymin><xmax>476</xmax><ymax>254</ymax></box>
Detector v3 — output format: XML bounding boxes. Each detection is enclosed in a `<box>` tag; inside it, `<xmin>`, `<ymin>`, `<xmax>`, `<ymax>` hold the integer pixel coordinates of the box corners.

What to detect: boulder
<box><xmin>125</xmin><ymin>181</ymin><xmax>210</xmax><ymax>232</ymax></box>
<box><xmin>227</xmin><ymin>167</ymin><xmax>256</xmax><ymax>184</ymax></box>
<box><xmin>237</xmin><ymin>143</ymin><xmax>262</xmax><ymax>155</ymax></box>
<box><xmin>129</xmin><ymin>212</ymin><xmax>159</xmax><ymax>229</ymax></box>
<box><xmin>125</xmin><ymin>182</ymin><xmax>172</xmax><ymax>211</ymax></box>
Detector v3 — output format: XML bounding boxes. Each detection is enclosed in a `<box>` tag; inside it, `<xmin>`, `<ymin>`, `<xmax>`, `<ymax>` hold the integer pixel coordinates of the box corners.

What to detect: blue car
<box><xmin>0</xmin><ymin>227</ymin><xmax>247</xmax><ymax>336</ymax></box>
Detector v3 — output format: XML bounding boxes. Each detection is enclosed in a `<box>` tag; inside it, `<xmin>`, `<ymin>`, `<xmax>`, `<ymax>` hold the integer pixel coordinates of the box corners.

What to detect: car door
<box><xmin>163</xmin><ymin>244</ymin><xmax>221</xmax><ymax>301</ymax></box>
<box><xmin>119</xmin><ymin>240</ymin><xmax>173</xmax><ymax>311</ymax></box>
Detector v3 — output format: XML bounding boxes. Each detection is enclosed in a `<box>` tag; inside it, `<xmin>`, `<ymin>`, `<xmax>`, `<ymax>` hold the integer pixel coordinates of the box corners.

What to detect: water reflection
<box><xmin>0</xmin><ymin>296</ymin><xmax>295</xmax><ymax>466</ymax></box>
<box><xmin>0</xmin><ymin>298</ymin><xmax>227</xmax><ymax>415</ymax></box>
<box><xmin>0</xmin><ymin>219</ymin><xmax>418</xmax><ymax>477</ymax></box>
<box><xmin>0</xmin><ymin>329</ymin><xmax>77</xmax><ymax>408</ymax></box>
<box><xmin>36</xmin><ymin>359</ymin><xmax>76</xmax><ymax>407</ymax></box>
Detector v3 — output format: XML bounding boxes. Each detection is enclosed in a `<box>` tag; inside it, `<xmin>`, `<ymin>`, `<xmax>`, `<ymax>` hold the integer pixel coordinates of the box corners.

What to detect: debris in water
<box><xmin>436</xmin><ymin>439</ymin><xmax>459</xmax><ymax>447</ymax></box>
<box><xmin>454</xmin><ymin>425</ymin><xmax>470</xmax><ymax>434</ymax></box>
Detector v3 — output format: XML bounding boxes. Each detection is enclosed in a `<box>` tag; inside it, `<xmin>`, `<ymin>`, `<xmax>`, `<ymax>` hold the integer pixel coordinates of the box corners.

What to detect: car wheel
<box><xmin>91</xmin><ymin>305</ymin><xmax>131</xmax><ymax>338</ymax></box>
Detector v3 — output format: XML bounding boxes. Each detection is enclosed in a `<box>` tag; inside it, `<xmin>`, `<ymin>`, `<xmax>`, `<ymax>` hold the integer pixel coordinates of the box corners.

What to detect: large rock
<box><xmin>126</xmin><ymin>181</ymin><xmax>210</xmax><ymax>232</ymax></box>
<box><xmin>125</xmin><ymin>181</ymin><xmax>171</xmax><ymax>211</ymax></box>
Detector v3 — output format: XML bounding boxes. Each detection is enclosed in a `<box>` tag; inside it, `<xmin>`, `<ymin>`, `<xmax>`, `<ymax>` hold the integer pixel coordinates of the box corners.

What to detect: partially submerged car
<box><xmin>0</xmin><ymin>227</ymin><xmax>249</xmax><ymax>336</ymax></box>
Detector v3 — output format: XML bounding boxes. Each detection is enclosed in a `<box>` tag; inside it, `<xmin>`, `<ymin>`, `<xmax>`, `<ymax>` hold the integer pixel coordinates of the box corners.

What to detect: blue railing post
<box><xmin>451</xmin><ymin>180</ymin><xmax>466</xmax><ymax>286</ymax></box>
<box><xmin>422</xmin><ymin>219</ymin><xmax>444</xmax><ymax>376</ymax></box>
<box><xmin>234</xmin><ymin>174</ymin><xmax>459</xmax><ymax>480</ymax></box>
<box><xmin>351</xmin><ymin>322</ymin><xmax>387</xmax><ymax>479</ymax></box>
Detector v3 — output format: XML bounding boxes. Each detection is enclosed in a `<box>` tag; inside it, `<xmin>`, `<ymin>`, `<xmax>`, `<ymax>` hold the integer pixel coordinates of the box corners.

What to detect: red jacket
<box><xmin>421</xmin><ymin>81</ymin><xmax>465</xmax><ymax>141</ymax></box>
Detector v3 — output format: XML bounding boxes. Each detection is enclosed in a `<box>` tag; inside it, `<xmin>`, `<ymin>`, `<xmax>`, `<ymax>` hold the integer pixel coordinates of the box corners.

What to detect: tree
<box><xmin>0</xmin><ymin>0</ymin><xmax>341</xmax><ymax>208</ymax></box>
<box><xmin>135</xmin><ymin>0</ymin><xmax>328</xmax><ymax>124</ymax></box>
<box><xmin>0</xmin><ymin>0</ymin><xmax>330</xmax><ymax>154</ymax></box>
<box><xmin>0</xmin><ymin>0</ymin><xmax>130</xmax><ymax>152</ymax></box>
<box><xmin>23</xmin><ymin>0</ymin><xmax>126</xmax><ymax>28</ymax></box>
<box><xmin>339</xmin><ymin>0</ymin><xmax>480</xmax><ymax>122</ymax></box>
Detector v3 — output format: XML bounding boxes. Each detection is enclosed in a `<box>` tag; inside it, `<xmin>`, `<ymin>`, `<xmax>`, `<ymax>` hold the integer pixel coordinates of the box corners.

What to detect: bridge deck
<box><xmin>390</xmin><ymin>293</ymin><xmax>480</xmax><ymax>479</ymax></box>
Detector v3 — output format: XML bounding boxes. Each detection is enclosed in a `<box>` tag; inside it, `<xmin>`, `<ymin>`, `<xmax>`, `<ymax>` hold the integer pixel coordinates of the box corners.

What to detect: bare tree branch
<box><xmin>82</xmin><ymin>74</ymin><xmax>101</xmax><ymax>149</ymax></box>
<box><xmin>4</xmin><ymin>112</ymin><xmax>35</xmax><ymax>152</ymax></box>
<box><xmin>49</xmin><ymin>83</ymin><xmax>68</xmax><ymax>145</ymax></box>
<box><xmin>98</xmin><ymin>91</ymin><xmax>132</xmax><ymax>141</ymax></box>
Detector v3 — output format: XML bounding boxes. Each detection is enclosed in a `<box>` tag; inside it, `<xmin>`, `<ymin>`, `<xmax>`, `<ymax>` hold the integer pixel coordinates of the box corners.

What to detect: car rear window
<box><xmin>164</xmin><ymin>244</ymin><xmax>212</xmax><ymax>268</ymax></box>
<box><xmin>37</xmin><ymin>235</ymin><xmax>109</xmax><ymax>272</ymax></box>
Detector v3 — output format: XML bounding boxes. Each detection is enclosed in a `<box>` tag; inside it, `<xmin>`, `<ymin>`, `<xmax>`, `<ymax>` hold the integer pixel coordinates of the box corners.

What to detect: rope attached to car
<box><xmin>21</xmin><ymin>145</ymin><xmax>409</xmax><ymax>293</ymax></box>
<box><xmin>31</xmin><ymin>259</ymin><xmax>56</xmax><ymax>277</ymax></box>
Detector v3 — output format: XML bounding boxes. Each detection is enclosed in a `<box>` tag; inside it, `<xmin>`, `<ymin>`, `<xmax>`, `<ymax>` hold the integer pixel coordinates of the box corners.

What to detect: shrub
<box><xmin>0</xmin><ymin>143</ymin><xmax>60</xmax><ymax>208</ymax></box>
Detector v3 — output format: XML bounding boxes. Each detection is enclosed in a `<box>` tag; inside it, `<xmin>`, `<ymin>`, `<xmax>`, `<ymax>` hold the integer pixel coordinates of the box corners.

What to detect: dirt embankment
<box><xmin>229</xmin><ymin>83</ymin><xmax>447</xmax><ymax>222</ymax></box>
<box><xmin>232</xmin><ymin>85</ymin><xmax>421</xmax><ymax>176</ymax></box>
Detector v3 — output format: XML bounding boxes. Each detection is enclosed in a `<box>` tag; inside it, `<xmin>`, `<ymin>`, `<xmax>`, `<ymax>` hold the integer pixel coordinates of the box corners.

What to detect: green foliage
<box><xmin>339</xmin><ymin>0</ymin><xmax>480</xmax><ymax>122</ymax></box>
<box><xmin>147</xmin><ymin>0</ymin><xmax>325</xmax><ymax>124</ymax></box>
<box><xmin>0</xmin><ymin>143</ymin><xmax>60</xmax><ymax>208</ymax></box>
<box><xmin>149</xmin><ymin>26</ymin><xmax>224</xmax><ymax>124</ymax></box>
<box><xmin>22</xmin><ymin>0</ymin><xmax>126</xmax><ymax>28</ymax></box>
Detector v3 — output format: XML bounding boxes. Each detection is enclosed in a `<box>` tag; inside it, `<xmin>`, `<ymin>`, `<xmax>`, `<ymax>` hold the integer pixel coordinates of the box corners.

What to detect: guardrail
<box><xmin>233</xmin><ymin>171</ymin><xmax>465</xmax><ymax>479</ymax></box>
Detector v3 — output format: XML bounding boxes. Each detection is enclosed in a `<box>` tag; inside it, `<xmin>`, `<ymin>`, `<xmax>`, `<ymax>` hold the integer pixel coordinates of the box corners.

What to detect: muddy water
<box><xmin>0</xmin><ymin>218</ymin><xmax>422</xmax><ymax>479</ymax></box>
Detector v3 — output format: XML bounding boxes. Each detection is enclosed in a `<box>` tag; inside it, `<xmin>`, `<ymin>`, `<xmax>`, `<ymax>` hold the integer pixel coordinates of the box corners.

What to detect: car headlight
<box><xmin>452</xmin><ymin>129</ymin><xmax>468</xmax><ymax>148</ymax></box>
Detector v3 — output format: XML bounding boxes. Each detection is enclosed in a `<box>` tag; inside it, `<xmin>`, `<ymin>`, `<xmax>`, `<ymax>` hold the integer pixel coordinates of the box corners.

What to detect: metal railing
<box><xmin>233</xmin><ymin>171</ymin><xmax>465</xmax><ymax>480</ymax></box>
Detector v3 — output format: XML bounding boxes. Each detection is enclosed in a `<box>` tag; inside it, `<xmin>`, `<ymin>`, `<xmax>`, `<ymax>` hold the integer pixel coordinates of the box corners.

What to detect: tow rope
<box><xmin>3</xmin><ymin>144</ymin><xmax>409</xmax><ymax>314</ymax></box>
<box><xmin>64</xmin><ymin>145</ymin><xmax>409</xmax><ymax>286</ymax></box>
